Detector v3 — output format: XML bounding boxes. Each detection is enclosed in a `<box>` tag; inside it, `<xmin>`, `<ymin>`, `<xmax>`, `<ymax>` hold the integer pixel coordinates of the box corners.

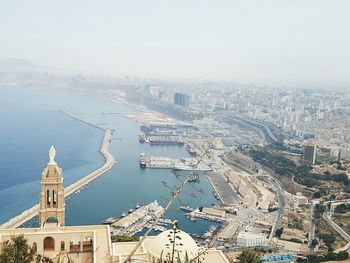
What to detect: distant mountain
<box><xmin>0</xmin><ymin>58</ymin><xmax>50</xmax><ymax>73</ymax></box>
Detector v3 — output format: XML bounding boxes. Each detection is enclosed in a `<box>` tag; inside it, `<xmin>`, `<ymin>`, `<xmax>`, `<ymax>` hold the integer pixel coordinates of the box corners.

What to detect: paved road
<box><xmin>323</xmin><ymin>211</ymin><xmax>350</xmax><ymax>251</ymax></box>
<box><xmin>207</xmin><ymin>172</ymin><xmax>241</xmax><ymax>205</ymax></box>
<box><xmin>310</xmin><ymin>205</ymin><xmax>316</xmax><ymax>240</ymax></box>
<box><xmin>233</xmin><ymin>116</ymin><xmax>278</xmax><ymax>143</ymax></box>
<box><xmin>323</xmin><ymin>204</ymin><xmax>350</xmax><ymax>252</ymax></box>
<box><xmin>259</xmin><ymin>175</ymin><xmax>285</xmax><ymax>241</ymax></box>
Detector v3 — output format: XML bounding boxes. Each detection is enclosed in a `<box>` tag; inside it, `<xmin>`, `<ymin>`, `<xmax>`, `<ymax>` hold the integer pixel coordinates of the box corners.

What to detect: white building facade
<box><xmin>237</xmin><ymin>232</ymin><xmax>267</xmax><ymax>247</ymax></box>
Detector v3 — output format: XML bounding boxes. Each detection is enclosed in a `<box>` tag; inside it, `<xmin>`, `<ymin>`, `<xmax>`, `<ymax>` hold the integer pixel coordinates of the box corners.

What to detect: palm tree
<box><xmin>238</xmin><ymin>249</ymin><xmax>262</xmax><ymax>263</ymax></box>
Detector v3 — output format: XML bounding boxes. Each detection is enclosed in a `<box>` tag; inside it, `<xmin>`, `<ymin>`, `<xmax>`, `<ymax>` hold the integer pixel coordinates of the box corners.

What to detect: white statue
<box><xmin>49</xmin><ymin>145</ymin><xmax>56</xmax><ymax>164</ymax></box>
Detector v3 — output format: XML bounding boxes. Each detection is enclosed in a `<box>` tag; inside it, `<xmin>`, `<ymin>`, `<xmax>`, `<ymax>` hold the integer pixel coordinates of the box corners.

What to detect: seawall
<box><xmin>0</xmin><ymin>122</ymin><xmax>116</xmax><ymax>229</ymax></box>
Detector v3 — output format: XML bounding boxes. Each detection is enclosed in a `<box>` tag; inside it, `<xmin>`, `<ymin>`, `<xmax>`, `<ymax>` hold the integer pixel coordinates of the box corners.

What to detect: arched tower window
<box><xmin>46</xmin><ymin>190</ymin><xmax>50</xmax><ymax>206</ymax></box>
<box><xmin>44</xmin><ymin>236</ymin><xmax>55</xmax><ymax>251</ymax></box>
<box><xmin>47</xmin><ymin>217</ymin><xmax>58</xmax><ymax>223</ymax></box>
<box><xmin>60</xmin><ymin>241</ymin><xmax>65</xmax><ymax>251</ymax></box>
<box><xmin>53</xmin><ymin>190</ymin><xmax>57</xmax><ymax>207</ymax></box>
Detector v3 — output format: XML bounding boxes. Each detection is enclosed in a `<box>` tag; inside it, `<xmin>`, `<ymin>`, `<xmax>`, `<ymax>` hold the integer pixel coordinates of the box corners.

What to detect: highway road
<box><xmin>321</xmin><ymin>201</ymin><xmax>350</xmax><ymax>252</ymax></box>
<box><xmin>323</xmin><ymin>210</ymin><xmax>350</xmax><ymax>251</ymax></box>
<box><xmin>233</xmin><ymin>116</ymin><xmax>279</xmax><ymax>143</ymax></box>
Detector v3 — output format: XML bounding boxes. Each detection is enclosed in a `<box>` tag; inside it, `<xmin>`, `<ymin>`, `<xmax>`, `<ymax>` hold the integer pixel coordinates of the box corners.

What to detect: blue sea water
<box><xmin>0</xmin><ymin>86</ymin><xmax>219</xmax><ymax>234</ymax></box>
<box><xmin>0</xmin><ymin>86</ymin><xmax>104</xmax><ymax>223</ymax></box>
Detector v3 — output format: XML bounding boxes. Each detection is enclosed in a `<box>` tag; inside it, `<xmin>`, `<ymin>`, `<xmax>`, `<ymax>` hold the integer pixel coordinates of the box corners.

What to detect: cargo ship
<box><xmin>138</xmin><ymin>133</ymin><xmax>146</xmax><ymax>143</ymax></box>
<box><xmin>185</xmin><ymin>144</ymin><xmax>196</xmax><ymax>154</ymax></box>
<box><xmin>180</xmin><ymin>206</ymin><xmax>194</xmax><ymax>212</ymax></box>
<box><xmin>139</xmin><ymin>153</ymin><xmax>146</xmax><ymax>168</ymax></box>
<box><xmin>148</xmin><ymin>137</ymin><xmax>184</xmax><ymax>146</ymax></box>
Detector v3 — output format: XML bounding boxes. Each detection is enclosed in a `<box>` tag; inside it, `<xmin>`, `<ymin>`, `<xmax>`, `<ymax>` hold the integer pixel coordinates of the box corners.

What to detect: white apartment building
<box><xmin>237</xmin><ymin>232</ymin><xmax>267</xmax><ymax>247</ymax></box>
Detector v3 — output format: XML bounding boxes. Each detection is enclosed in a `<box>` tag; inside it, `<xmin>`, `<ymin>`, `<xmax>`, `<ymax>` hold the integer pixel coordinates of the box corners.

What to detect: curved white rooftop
<box><xmin>149</xmin><ymin>228</ymin><xmax>199</xmax><ymax>260</ymax></box>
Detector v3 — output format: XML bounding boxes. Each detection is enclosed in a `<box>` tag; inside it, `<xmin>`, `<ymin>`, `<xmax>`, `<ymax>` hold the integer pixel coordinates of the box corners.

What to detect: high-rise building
<box><xmin>330</xmin><ymin>147</ymin><xmax>340</xmax><ymax>159</ymax></box>
<box><xmin>302</xmin><ymin>143</ymin><xmax>316</xmax><ymax>164</ymax></box>
<box><xmin>340</xmin><ymin>148</ymin><xmax>350</xmax><ymax>161</ymax></box>
<box><xmin>174</xmin><ymin>92</ymin><xmax>190</xmax><ymax>107</ymax></box>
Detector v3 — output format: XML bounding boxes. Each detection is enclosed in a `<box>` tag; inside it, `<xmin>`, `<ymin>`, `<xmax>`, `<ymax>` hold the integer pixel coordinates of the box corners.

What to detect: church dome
<box><xmin>149</xmin><ymin>228</ymin><xmax>199</xmax><ymax>260</ymax></box>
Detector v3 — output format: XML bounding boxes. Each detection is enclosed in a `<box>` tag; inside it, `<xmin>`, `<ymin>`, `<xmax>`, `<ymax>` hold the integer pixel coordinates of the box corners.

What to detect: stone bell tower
<box><xmin>39</xmin><ymin>146</ymin><xmax>65</xmax><ymax>227</ymax></box>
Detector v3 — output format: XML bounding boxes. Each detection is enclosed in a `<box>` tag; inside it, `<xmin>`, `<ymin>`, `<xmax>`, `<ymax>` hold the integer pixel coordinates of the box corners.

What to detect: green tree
<box><xmin>238</xmin><ymin>249</ymin><xmax>262</xmax><ymax>263</ymax></box>
<box><xmin>0</xmin><ymin>235</ymin><xmax>53</xmax><ymax>263</ymax></box>
<box><xmin>0</xmin><ymin>235</ymin><xmax>36</xmax><ymax>263</ymax></box>
<box><xmin>275</xmin><ymin>228</ymin><xmax>283</xmax><ymax>238</ymax></box>
<box><xmin>310</xmin><ymin>239</ymin><xmax>319</xmax><ymax>248</ymax></box>
<box><xmin>336</xmin><ymin>251</ymin><xmax>349</xmax><ymax>260</ymax></box>
<box><xmin>320</xmin><ymin>233</ymin><xmax>336</xmax><ymax>250</ymax></box>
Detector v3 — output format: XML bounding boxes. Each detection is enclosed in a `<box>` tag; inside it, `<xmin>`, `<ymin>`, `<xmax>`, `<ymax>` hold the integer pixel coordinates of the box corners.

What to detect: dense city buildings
<box><xmin>1</xmin><ymin>1</ymin><xmax>350</xmax><ymax>262</ymax></box>
<box><xmin>1</xmin><ymin>72</ymin><xmax>350</xmax><ymax>262</ymax></box>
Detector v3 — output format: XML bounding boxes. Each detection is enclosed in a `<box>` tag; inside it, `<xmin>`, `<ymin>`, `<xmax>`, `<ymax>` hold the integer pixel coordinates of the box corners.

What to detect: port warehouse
<box><xmin>138</xmin><ymin>123</ymin><xmax>200</xmax><ymax>145</ymax></box>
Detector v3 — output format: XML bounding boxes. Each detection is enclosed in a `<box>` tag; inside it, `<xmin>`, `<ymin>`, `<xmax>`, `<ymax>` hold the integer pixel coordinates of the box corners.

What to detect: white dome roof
<box><xmin>149</xmin><ymin>228</ymin><xmax>199</xmax><ymax>260</ymax></box>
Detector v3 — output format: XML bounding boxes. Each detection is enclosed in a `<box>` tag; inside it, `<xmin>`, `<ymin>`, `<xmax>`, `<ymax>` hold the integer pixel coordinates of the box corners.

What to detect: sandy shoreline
<box><xmin>107</xmin><ymin>90</ymin><xmax>180</xmax><ymax>124</ymax></box>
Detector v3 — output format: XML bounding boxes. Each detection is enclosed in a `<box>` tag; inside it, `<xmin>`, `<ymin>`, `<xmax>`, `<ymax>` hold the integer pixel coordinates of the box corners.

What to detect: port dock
<box><xmin>140</xmin><ymin>155</ymin><xmax>212</xmax><ymax>171</ymax></box>
<box><xmin>1</xmin><ymin>124</ymin><xmax>116</xmax><ymax>229</ymax></box>
<box><xmin>106</xmin><ymin>201</ymin><xmax>168</xmax><ymax>236</ymax></box>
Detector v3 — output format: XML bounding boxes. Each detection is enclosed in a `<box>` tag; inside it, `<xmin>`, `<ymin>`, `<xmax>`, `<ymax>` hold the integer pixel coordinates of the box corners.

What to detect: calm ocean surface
<box><xmin>0</xmin><ymin>86</ymin><xmax>219</xmax><ymax>234</ymax></box>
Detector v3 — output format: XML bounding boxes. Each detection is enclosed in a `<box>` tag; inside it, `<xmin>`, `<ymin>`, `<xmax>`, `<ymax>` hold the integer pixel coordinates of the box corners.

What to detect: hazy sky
<box><xmin>1</xmin><ymin>0</ymin><xmax>350</xmax><ymax>86</ymax></box>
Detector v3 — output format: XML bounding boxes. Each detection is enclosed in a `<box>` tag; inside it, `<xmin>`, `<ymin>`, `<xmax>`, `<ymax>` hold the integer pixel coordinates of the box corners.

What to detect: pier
<box><xmin>187</xmin><ymin>210</ymin><xmax>228</xmax><ymax>223</ymax></box>
<box><xmin>0</xmin><ymin>128</ymin><xmax>116</xmax><ymax>229</ymax></box>
<box><xmin>143</xmin><ymin>156</ymin><xmax>212</xmax><ymax>171</ymax></box>
<box><xmin>61</xmin><ymin>110</ymin><xmax>105</xmax><ymax>131</ymax></box>
<box><xmin>109</xmin><ymin>201</ymin><xmax>165</xmax><ymax>236</ymax></box>
<box><xmin>206</xmin><ymin>172</ymin><xmax>242</xmax><ymax>205</ymax></box>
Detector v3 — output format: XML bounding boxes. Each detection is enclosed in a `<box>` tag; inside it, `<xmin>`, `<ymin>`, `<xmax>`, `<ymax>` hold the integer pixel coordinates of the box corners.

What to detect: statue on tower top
<box><xmin>49</xmin><ymin>145</ymin><xmax>56</xmax><ymax>164</ymax></box>
<box><xmin>40</xmin><ymin>145</ymin><xmax>65</xmax><ymax>227</ymax></box>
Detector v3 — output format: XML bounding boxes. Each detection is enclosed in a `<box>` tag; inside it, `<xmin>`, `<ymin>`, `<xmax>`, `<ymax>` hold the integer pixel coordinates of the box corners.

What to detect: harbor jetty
<box><xmin>107</xmin><ymin>201</ymin><xmax>167</xmax><ymax>236</ymax></box>
<box><xmin>1</xmin><ymin>124</ymin><xmax>116</xmax><ymax>229</ymax></box>
<box><xmin>179</xmin><ymin>206</ymin><xmax>228</xmax><ymax>224</ymax></box>
<box><xmin>61</xmin><ymin>110</ymin><xmax>105</xmax><ymax>131</ymax></box>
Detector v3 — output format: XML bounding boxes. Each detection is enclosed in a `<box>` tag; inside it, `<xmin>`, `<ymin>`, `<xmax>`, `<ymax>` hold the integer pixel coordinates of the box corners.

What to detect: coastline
<box><xmin>108</xmin><ymin>91</ymin><xmax>222</xmax><ymax>201</ymax></box>
<box><xmin>0</xmin><ymin>117</ymin><xmax>116</xmax><ymax>229</ymax></box>
<box><xmin>108</xmin><ymin>92</ymin><xmax>182</xmax><ymax>124</ymax></box>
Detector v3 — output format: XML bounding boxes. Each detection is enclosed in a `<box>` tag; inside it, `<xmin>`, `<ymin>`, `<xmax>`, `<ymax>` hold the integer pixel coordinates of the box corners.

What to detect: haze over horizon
<box><xmin>1</xmin><ymin>0</ymin><xmax>350</xmax><ymax>87</ymax></box>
